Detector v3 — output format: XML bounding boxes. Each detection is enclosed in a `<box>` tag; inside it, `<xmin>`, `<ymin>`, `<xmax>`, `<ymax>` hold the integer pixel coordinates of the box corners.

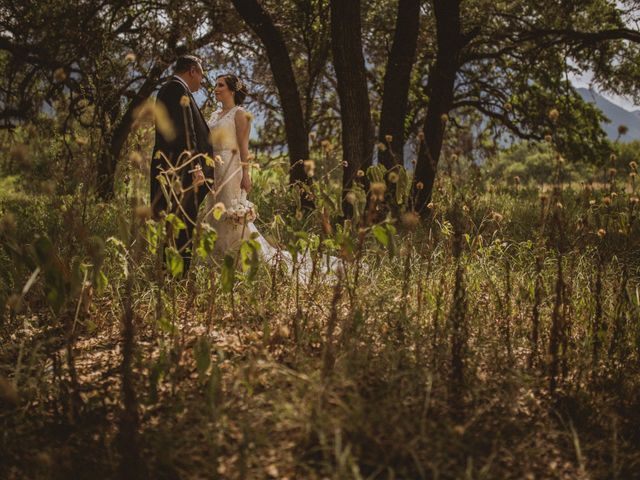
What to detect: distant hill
<box><xmin>576</xmin><ymin>87</ymin><xmax>640</xmax><ymax>142</ymax></box>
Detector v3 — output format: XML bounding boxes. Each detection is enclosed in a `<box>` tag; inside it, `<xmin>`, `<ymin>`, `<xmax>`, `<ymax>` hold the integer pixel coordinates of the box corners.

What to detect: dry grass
<box><xmin>1</xmin><ymin>154</ymin><xmax>640</xmax><ymax>479</ymax></box>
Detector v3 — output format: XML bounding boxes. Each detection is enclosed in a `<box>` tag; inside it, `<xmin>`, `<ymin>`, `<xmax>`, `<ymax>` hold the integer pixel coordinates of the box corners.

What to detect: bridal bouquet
<box><xmin>225</xmin><ymin>191</ymin><xmax>257</xmax><ymax>226</ymax></box>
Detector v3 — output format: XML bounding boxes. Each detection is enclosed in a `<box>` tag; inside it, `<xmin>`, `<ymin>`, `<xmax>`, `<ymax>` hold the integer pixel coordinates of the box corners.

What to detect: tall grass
<box><xmin>1</xmin><ymin>139</ymin><xmax>639</xmax><ymax>479</ymax></box>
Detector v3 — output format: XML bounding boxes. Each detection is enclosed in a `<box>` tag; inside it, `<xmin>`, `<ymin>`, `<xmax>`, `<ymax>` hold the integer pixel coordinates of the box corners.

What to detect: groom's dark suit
<box><xmin>151</xmin><ymin>77</ymin><xmax>214</xmax><ymax>270</ymax></box>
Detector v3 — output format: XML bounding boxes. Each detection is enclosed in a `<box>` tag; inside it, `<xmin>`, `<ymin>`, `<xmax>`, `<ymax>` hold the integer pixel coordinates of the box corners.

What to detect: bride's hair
<box><xmin>217</xmin><ymin>74</ymin><xmax>248</xmax><ymax>105</ymax></box>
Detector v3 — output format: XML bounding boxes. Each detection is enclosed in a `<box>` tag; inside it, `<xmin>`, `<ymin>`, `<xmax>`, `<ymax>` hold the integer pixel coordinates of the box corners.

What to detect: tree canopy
<box><xmin>1</xmin><ymin>0</ymin><xmax>639</xmax><ymax>212</ymax></box>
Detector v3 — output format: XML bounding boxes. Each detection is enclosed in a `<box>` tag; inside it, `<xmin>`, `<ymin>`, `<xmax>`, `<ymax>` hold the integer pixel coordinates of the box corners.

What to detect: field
<box><xmin>1</xmin><ymin>143</ymin><xmax>639</xmax><ymax>479</ymax></box>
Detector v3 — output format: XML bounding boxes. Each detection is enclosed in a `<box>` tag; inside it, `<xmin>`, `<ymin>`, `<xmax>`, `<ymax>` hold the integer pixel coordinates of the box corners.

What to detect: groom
<box><xmin>151</xmin><ymin>55</ymin><xmax>214</xmax><ymax>271</ymax></box>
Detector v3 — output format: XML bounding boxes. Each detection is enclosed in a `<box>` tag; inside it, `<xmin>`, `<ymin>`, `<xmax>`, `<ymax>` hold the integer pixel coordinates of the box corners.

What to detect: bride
<box><xmin>204</xmin><ymin>73</ymin><xmax>341</xmax><ymax>278</ymax></box>
<box><xmin>204</xmin><ymin>73</ymin><xmax>254</xmax><ymax>256</ymax></box>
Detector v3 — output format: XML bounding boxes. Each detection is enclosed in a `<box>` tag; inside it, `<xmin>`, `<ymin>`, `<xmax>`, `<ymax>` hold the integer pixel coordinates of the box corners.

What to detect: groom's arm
<box><xmin>179</xmin><ymin>91</ymin><xmax>207</xmax><ymax>174</ymax></box>
<box><xmin>156</xmin><ymin>82</ymin><xmax>201</xmax><ymax>168</ymax></box>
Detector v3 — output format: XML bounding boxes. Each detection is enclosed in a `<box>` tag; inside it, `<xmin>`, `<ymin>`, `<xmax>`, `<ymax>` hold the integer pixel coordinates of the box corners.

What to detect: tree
<box><xmin>0</xmin><ymin>0</ymin><xmax>226</xmax><ymax>198</ymax></box>
<box><xmin>330</xmin><ymin>0</ymin><xmax>374</xmax><ymax>217</ymax></box>
<box><xmin>411</xmin><ymin>0</ymin><xmax>634</xmax><ymax>214</ymax></box>
<box><xmin>412</xmin><ymin>0</ymin><xmax>466</xmax><ymax>213</ymax></box>
<box><xmin>377</xmin><ymin>0</ymin><xmax>421</xmax><ymax>170</ymax></box>
<box><xmin>230</xmin><ymin>0</ymin><xmax>318</xmax><ymax>209</ymax></box>
<box><xmin>4</xmin><ymin>0</ymin><xmax>637</xmax><ymax>214</ymax></box>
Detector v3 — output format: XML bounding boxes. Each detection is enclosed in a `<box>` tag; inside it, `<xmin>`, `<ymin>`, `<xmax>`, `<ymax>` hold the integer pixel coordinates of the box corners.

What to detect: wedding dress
<box><xmin>205</xmin><ymin>105</ymin><xmax>341</xmax><ymax>279</ymax></box>
<box><xmin>205</xmin><ymin>105</ymin><xmax>253</xmax><ymax>256</ymax></box>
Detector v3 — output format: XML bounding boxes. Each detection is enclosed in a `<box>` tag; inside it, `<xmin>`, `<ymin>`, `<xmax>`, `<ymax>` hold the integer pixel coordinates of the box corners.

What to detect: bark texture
<box><xmin>231</xmin><ymin>0</ymin><xmax>314</xmax><ymax>208</ymax></box>
<box><xmin>97</xmin><ymin>61</ymin><xmax>168</xmax><ymax>199</ymax></box>
<box><xmin>413</xmin><ymin>0</ymin><xmax>464</xmax><ymax>214</ymax></box>
<box><xmin>330</xmin><ymin>0</ymin><xmax>374</xmax><ymax>217</ymax></box>
<box><xmin>378</xmin><ymin>0</ymin><xmax>421</xmax><ymax>170</ymax></box>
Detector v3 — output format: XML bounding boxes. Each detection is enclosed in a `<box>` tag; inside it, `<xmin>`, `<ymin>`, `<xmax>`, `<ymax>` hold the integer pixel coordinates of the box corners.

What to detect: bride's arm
<box><xmin>235</xmin><ymin>109</ymin><xmax>252</xmax><ymax>192</ymax></box>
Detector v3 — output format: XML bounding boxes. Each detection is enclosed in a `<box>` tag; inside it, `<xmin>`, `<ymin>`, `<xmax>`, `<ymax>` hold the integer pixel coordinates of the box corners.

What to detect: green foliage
<box><xmin>2</xmin><ymin>147</ymin><xmax>640</xmax><ymax>478</ymax></box>
<box><xmin>3</xmin><ymin>0</ymin><xmax>640</xmax><ymax>475</ymax></box>
<box><xmin>196</xmin><ymin>224</ymin><xmax>218</xmax><ymax>260</ymax></box>
<box><xmin>164</xmin><ymin>247</ymin><xmax>184</xmax><ymax>278</ymax></box>
<box><xmin>240</xmin><ymin>237</ymin><xmax>261</xmax><ymax>281</ymax></box>
<box><xmin>507</xmin><ymin>80</ymin><xmax>611</xmax><ymax>164</ymax></box>
<box><xmin>220</xmin><ymin>254</ymin><xmax>236</xmax><ymax>293</ymax></box>
<box><xmin>371</xmin><ymin>222</ymin><xmax>397</xmax><ymax>256</ymax></box>
<box><xmin>193</xmin><ymin>337</ymin><xmax>211</xmax><ymax>382</ymax></box>
<box><xmin>483</xmin><ymin>141</ymin><xmax>597</xmax><ymax>185</ymax></box>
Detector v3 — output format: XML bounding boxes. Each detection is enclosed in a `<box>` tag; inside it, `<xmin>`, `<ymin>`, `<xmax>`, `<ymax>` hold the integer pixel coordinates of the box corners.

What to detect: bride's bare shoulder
<box><xmin>234</xmin><ymin>106</ymin><xmax>252</xmax><ymax>122</ymax></box>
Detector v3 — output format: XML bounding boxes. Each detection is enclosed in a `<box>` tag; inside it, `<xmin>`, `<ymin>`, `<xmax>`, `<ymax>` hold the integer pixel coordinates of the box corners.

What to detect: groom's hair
<box><xmin>174</xmin><ymin>55</ymin><xmax>202</xmax><ymax>74</ymax></box>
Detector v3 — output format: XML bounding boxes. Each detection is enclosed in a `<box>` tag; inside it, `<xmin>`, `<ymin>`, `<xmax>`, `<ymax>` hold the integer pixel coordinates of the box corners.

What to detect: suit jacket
<box><xmin>151</xmin><ymin>78</ymin><xmax>214</xmax><ymax>218</ymax></box>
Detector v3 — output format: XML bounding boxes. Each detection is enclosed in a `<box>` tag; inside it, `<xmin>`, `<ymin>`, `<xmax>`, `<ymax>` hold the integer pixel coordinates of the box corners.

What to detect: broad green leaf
<box><xmin>240</xmin><ymin>239</ymin><xmax>261</xmax><ymax>281</ymax></box>
<box><xmin>196</xmin><ymin>225</ymin><xmax>218</xmax><ymax>259</ymax></box>
<box><xmin>143</xmin><ymin>220</ymin><xmax>160</xmax><ymax>255</ymax></box>
<box><xmin>322</xmin><ymin>239</ymin><xmax>338</xmax><ymax>251</ymax></box>
<box><xmin>194</xmin><ymin>337</ymin><xmax>211</xmax><ymax>381</ymax></box>
<box><xmin>308</xmin><ymin>234</ymin><xmax>320</xmax><ymax>251</ymax></box>
<box><xmin>165</xmin><ymin>247</ymin><xmax>183</xmax><ymax>278</ymax></box>
<box><xmin>165</xmin><ymin>214</ymin><xmax>186</xmax><ymax>237</ymax></box>
<box><xmin>372</xmin><ymin>224</ymin><xmax>390</xmax><ymax>247</ymax></box>
<box><xmin>395</xmin><ymin>167</ymin><xmax>409</xmax><ymax>205</ymax></box>
<box><xmin>319</xmin><ymin>190</ymin><xmax>337</xmax><ymax>212</ymax></box>
<box><xmin>367</xmin><ymin>164</ymin><xmax>387</xmax><ymax>183</ymax></box>
<box><xmin>372</xmin><ymin>224</ymin><xmax>396</xmax><ymax>257</ymax></box>
<box><xmin>221</xmin><ymin>254</ymin><xmax>235</xmax><ymax>292</ymax></box>
<box><xmin>157</xmin><ymin>316</ymin><xmax>176</xmax><ymax>335</ymax></box>
<box><xmin>212</xmin><ymin>204</ymin><xmax>225</xmax><ymax>221</ymax></box>
<box><xmin>95</xmin><ymin>269</ymin><xmax>108</xmax><ymax>294</ymax></box>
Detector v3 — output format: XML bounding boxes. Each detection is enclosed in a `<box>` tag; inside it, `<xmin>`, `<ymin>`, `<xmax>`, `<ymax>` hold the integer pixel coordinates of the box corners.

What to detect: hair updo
<box><xmin>217</xmin><ymin>73</ymin><xmax>248</xmax><ymax>105</ymax></box>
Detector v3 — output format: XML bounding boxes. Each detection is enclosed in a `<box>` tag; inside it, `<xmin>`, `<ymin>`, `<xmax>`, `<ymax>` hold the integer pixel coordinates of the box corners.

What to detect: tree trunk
<box><xmin>96</xmin><ymin>62</ymin><xmax>168</xmax><ymax>200</ymax></box>
<box><xmin>413</xmin><ymin>0</ymin><xmax>463</xmax><ymax>215</ymax></box>
<box><xmin>231</xmin><ymin>0</ymin><xmax>313</xmax><ymax>209</ymax></box>
<box><xmin>330</xmin><ymin>0</ymin><xmax>374</xmax><ymax>218</ymax></box>
<box><xmin>378</xmin><ymin>0</ymin><xmax>421</xmax><ymax>170</ymax></box>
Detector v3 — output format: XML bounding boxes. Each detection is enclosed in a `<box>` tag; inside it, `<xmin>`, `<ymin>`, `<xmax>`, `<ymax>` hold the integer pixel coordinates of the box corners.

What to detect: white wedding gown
<box><xmin>205</xmin><ymin>105</ymin><xmax>254</xmax><ymax>256</ymax></box>
<box><xmin>205</xmin><ymin>105</ymin><xmax>341</xmax><ymax>279</ymax></box>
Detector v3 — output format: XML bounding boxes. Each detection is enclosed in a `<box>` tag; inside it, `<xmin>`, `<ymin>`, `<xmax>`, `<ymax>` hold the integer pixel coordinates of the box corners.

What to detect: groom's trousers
<box><xmin>151</xmin><ymin>158</ymin><xmax>209</xmax><ymax>274</ymax></box>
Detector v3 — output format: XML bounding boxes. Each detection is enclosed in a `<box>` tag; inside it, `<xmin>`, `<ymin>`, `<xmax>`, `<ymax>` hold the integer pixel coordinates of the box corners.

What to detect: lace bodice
<box><xmin>208</xmin><ymin>105</ymin><xmax>243</xmax><ymax>151</ymax></box>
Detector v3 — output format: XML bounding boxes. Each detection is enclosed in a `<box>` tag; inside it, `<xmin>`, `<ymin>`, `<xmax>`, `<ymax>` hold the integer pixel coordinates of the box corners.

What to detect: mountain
<box><xmin>576</xmin><ymin>87</ymin><xmax>640</xmax><ymax>141</ymax></box>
